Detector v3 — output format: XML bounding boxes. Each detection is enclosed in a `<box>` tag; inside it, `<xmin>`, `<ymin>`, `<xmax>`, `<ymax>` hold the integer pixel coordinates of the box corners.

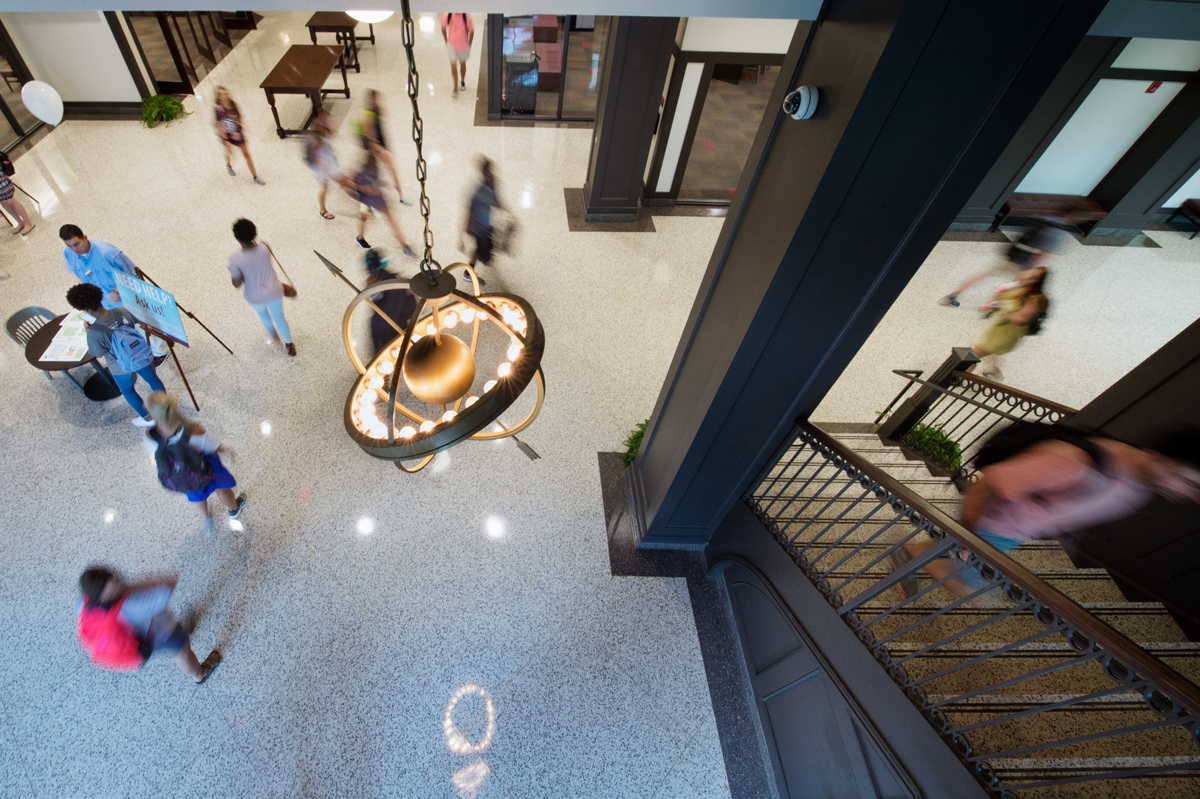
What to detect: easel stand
<box><xmin>134</xmin><ymin>269</ymin><xmax>235</xmax><ymax>412</ymax></box>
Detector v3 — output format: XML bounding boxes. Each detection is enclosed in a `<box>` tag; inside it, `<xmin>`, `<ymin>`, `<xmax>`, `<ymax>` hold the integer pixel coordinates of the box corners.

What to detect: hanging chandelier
<box><xmin>321</xmin><ymin>1</ymin><xmax>544</xmax><ymax>474</ymax></box>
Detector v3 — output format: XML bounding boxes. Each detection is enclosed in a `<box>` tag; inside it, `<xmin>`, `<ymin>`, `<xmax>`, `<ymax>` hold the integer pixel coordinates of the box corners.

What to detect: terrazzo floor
<box><xmin>0</xmin><ymin>12</ymin><xmax>728</xmax><ymax>799</ymax></box>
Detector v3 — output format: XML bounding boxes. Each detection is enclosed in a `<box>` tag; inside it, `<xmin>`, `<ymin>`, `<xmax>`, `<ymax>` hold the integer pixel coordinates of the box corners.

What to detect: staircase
<box><xmin>748</xmin><ymin>422</ymin><xmax>1200</xmax><ymax>798</ymax></box>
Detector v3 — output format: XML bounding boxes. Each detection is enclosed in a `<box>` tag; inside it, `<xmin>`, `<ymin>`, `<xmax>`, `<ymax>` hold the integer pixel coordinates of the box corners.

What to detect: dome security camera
<box><xmin>783</xmin><ymin>86</ymin><xmax>818</xmax><ymax>120</ymax></box>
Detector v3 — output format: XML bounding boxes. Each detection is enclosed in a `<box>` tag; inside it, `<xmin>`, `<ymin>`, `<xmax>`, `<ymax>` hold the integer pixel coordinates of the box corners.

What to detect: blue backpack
<box><xmin>110</xmin><ymin>325</ymin><xmax>154</xmax><ymax>372</ymax></box>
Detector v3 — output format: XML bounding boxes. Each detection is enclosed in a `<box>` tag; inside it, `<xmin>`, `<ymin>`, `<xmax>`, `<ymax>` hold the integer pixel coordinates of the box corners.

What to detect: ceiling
<box><xmin>0</xmin><ymin>2</ymin><xmax>823</xmax><ymax>19</ymax></box>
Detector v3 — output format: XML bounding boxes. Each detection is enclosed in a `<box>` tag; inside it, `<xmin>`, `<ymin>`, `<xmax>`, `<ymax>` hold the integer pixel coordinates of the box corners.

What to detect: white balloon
<box><xmin>21</xmin><ymin>80</ymin><xmax>63</xmax><ymax>126</ymax></box>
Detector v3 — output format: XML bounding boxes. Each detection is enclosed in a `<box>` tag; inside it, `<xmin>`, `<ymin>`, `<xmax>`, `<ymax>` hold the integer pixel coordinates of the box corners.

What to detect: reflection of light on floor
<box><xmin>431</xmin><ymin>451</ymin><xmax>452</xmax><ymax>473</ymax></box>
<box><xmin>260</xmin><ymin>420</ymin><xmax>272</xmax><ymax>436</ymax></box>
<box><xmin>452</xmin><ymin>761</ymin><xmax>490</xmax><ymax>799</ymax></box>
<box><xmin>230</xmin><ymin>519</ymin><xmax>244</xmax><ymax>532</ymax></box>
<box><xmin>444</xmin><ymin>684</ymin><xmax>496</xmax><ymax>753</ymax></box>
<box><xmin>484</xmin><ymin>516</ymin><xmax>504</xmax><ymax>540</ymax></box>
<box><xmin>103</xmin><ymin>509</ymin><xmax>115</xmax><ymax>524</ymax></box>
<box><xmin>419</xmin><ymin>15</ymin><xmax>435</xmax><ymax>33</ymax></box>
<box><xmin>357</xmin><ymin>516</ymin><xmax>375</xmax><ymax>534</ymax></box>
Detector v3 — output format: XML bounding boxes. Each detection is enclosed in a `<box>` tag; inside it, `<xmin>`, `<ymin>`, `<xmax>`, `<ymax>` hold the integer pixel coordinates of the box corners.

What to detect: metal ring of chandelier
<box><xmin>342</xmin><ymin>264</ymin><xmax>545</xmax><ymax>471</ymax></box>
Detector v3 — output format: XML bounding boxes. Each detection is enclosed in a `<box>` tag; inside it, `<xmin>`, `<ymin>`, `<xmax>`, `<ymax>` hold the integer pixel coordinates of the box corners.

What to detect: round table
<box><xmin>24</xmin><ymin>315</ymin><xmax>123</xmax><ymax>401</ymax></box>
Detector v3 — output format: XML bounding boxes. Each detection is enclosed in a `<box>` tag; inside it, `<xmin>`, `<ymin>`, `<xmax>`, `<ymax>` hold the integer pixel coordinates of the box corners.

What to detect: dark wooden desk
<box><xmin>305</xmin><ymin>12</ymin><xmax>371</xmax><ymax>73</ymax></box>
<box><xmin>260</xmin><ymin>45</ymin><xmax>349</xmax><ymax>139</ymax></box>
<box><xmin>24</xmin><ymin>315</ymin><xmax>122</xmax><ymax>401</ymax></box>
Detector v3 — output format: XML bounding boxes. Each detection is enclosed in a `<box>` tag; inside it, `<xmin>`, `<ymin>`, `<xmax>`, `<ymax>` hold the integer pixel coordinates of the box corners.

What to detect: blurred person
<box><xmin>305</xmin><ymin>113</ymin><xmax>348</xmax><ymax>220</ymax></box>
<box><xmin>940</xmin><ymin>223</ymin><xmax>1065</xmax><ymax>308</ymax></box>
<box><xmin>364</xmin><ymin>248</ymin><xmax>417</xmax><ymax>357</ymax></box>
<box><xmin>969</xmin><ymin>265</ymin><xmax>1048</xmax><ymax>381</ymax></box>
<box><xmin>227</xmin><ymin>218</ymin><xmax>295</xmax><ymax>356</ymax></box>
<box><xmin>66</xmin><ymin>282</ymin><xmax>164</xmax><ymax>427</ymax></box>
<box><xmin>351</xmin><ymin>149</ymin><xmax>416</xmax><ymax>257</ymax></box>
<box><xmin>441</xmin><ymin>13</ymin><xmax>475</xmax><ymax>94</ymax></box>
<box><xmin>60</xmin><ymin>224</ymin><xmax>137</xmax><ymax>311</ymax></box>
<box><xmin>462</xmin><ymin>156</ymin><xmax>506</xmax><ymax>284</ymax></box>
<box><xmin>144</xmin><ymin>391</ymin><xmax>246</xmax><ymax>537</ymax></box>
<box><xmin>214</xmin><ymin>87</ymin><xmax>264</xmax><ymax>185</ymax></box>
<box><xmin>0</xmin><ymin>163</ymin><xmax>34</xmax><ymax>235</ymax></box>
<box><xmin>889</xmin><ymin>424</ymin><xmax>1200</xmax><ymax>601</ymax></box>
<box><xmin>77</xmin><ymin>566</ymin><xmax>221</xmax><ymax>682</ymax></box>
<box><xmin>355</xmin><ymin>90</ymin><xmax>408</xmax><ymax>202</ymax></box>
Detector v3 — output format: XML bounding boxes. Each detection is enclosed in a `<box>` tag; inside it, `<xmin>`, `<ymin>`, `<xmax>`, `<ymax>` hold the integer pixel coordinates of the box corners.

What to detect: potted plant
<box><xmin>142</xmin><ymin>95</ymin><xmax>191</xmax><ymax>129</ymax></box>
<box><xmin>622</xmin><ymin>419</ymin><xmax>648</xmax><ymax>466</ymax></box>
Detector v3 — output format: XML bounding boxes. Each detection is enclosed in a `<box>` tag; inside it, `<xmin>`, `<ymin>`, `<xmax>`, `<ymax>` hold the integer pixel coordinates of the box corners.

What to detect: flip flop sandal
<box><xmin>195</xmin><ymin>650</ymin><xmax>223</xmax><ymax>684</ymax></box>
<box><xmin>320</xmin><ymin>211</ymin><xmax>335</xmax><ymax>219</ymax></box>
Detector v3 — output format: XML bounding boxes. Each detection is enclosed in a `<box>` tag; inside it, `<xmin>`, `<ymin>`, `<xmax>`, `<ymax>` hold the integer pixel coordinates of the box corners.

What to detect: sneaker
<box><xmin>132</xmin><ymin>417</ymin><xmax>156</xmax><ymax>428</ymax></box>
<box><xmin>228</xmin><ymin>493</ymin><xmax>247</xmax><ymax>520</ymax></box>
<box><xmin>887</xmin><ymin>548</ymin><xmax>919</xmax><ymax>598</ymax></box>
<box><xmin>356</xmin><ymin>236</ymin><xmax>371</xmax><ymax>250</ymax></box>
<box><xmin>461</xmin><ymin>80</ymin><xmax>466</xmax><ymax>90</ymax></box>
<box><xmin>195</xmin><ymin>650</ymin><xmax>222</xmax><ymax>684</ymax></box>
<box><xmin>202</xmin><ymin>516</ymin><xmax>214</xmax><ymax>538</ymax></box>
<box><xmin>286</xmin><ymin>342</ymin><xmax>296</xmax><ymax>356</ymax></box>
<box><xmin>398</xmin><ymin>194</ymin><xmax>412</xmax><ymax>206</ymax></box>
<box><xmin>402</xmin><ymin>247</ymin><xmax>416</xmax><ymax>259</ymax></box>
<box><xmin>452</xmin><ymin>85</ymin><xmax>458</xmax><ymax>95</ymax></box>
<box><xmin>939</xmin><ymin>295</ymin><xmax>960</xmax><ymax>307</ymax></box>
<box><xmin>152</xmin><ymin>354</ymin><xmax>168</xmax><ymax>368</ymax></box>
<box><xmin>253</xmin><ymin>176</ymin><xmax>266</xmax><ymax>185</ymax></box>
<box><xmin>226</xmin><ymin>166</ymin><xmax>235</xmax><ymax>176</ymax></box>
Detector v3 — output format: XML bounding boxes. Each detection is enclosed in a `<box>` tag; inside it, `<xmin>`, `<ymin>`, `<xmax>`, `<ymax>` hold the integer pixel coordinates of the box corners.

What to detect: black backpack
<box><xmin>0</xmin><ymin>151</ymin><xmax>13</xmax><ymax>177</ymax></box>
<box><xmin>974</xmin><ymin>421</ymin><xmax>1101</xmax><ymax>472</ymax></box>
<box><xmin>150</xmin><ymin>427</ymin><xmax>213</xmax><ymax>494</ymax></box>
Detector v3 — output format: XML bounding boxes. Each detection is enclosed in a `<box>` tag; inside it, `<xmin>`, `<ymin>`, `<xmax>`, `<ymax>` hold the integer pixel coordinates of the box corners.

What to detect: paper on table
<box><xmin>41</xmin><ymin>339</ymin><xmax>89</xmax><ymax>362</ymax></box>
<box><xmin>56</xmin><ymin>311</ymin><xmax>88</xmax><ymax>340</ymax></box>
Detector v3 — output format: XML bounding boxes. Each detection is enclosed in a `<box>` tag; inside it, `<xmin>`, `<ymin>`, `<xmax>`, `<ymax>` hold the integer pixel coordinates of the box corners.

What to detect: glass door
<box><xmin>560</xmin><ymin>16</ymin><xmax>609</xmax><ymax>119</ymax></box>
<box><xmin>498</xmin><ymin>15</ymin><xmax>609</xmax><ymax>121</ymax></box>
<box><xmin>0</xmin><ymin>20</ymin><xmax>38</xmax><ymax>151</ymax></box>
<box><xmin>127</xmin><ymin>12</ymin><xmax>191</xmax><ymax>94</ymax></box>
<box><xmin>677</xmin><ymin>64</ymin><xmax>780</xmax><ymax>203</ymax></box>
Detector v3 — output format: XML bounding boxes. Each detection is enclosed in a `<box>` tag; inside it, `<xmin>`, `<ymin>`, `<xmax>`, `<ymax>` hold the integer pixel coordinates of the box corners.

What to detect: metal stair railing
<box><xmin>747</xmin><ymin>420</ymin><xmax>1200</xmax><ymax>798</ymax></box>
<box><xmin>874</xmin><ymin>348</ymin><xmax>1078</xmax><ymax>484</ymax></box>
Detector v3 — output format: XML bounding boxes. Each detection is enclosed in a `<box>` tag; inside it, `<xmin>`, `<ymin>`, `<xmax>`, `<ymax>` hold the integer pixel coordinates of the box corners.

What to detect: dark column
<box><xmin>629</xmin><ymin>0</ymin><xmax>1107</xmax><ymax>549</ymax></box>
<box><xmin>1091</xmin><ymin>75</ymin><xmax>1200</xmax><ymax>232</ymax></box>
<box><xmin>582</xmin><ymin>17</ymin><xmax>676</xmax><ymax>222</ymax></box>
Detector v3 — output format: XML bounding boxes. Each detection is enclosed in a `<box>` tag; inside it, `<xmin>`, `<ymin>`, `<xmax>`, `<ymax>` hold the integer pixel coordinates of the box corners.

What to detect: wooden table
<box><xmin>260</xmin><ymin>45</ymin><xmax>349</xmax><ymax>139</ymax></box>
<box><xmin>24</xmin><ymin>315</ymin><xmax>122</xmax><ymax>401</ymax></box>
<box><xmin>305</xmin><ymin>12</ymin><xmax>372</xmax><ymax>73</ymax></box>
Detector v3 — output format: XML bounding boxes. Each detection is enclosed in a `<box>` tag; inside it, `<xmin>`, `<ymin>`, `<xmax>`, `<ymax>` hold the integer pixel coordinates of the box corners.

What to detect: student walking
<box><xmin>144</xmin><ymin>391</ymin><xmax>246</xmax><ymax>537</ymax></box>
<box><xmin>77</xmin><ymin>566</ymin><xmax>221</xmax><ymax>683</ymax></box>
<box><xmin>441</xmin><ymin>14</ymin><xmax>475</xmax><ymax>94</ymax></box>
<box><xmin>66</xmin><ymin>282</ymin><xmax>164</xmax><ymax>427</ymax></box>
<box><xmin>0</xmin><ymin>154</ymin><xmax>34</xmax><ymax>234</ymax></box>
<box><xmin>364</xmin><ymin>248</ymin><xmax>417</xmax><ymax>357</ymax></box>
<box><xmin>888</xmin><ymin>423</ymin><xmax>1200</xmax><ymax>601</ymax></box>
<box><xmin>970</xmin><ymin>265</ymin><xmax>1049</xmax><ymax>381</ymax></box>
<box><xmin>355</xmin><ymin>90</ymin><xmax>407</xmax><ymax>201</ymax></box>
<box><xmin>462</xmin><ymin>157</ymin><xmax>506</xmax><ymax>282</ymax></box>
<box><xmin>305</xmin><ymin>113</ymin><xmax>347</xmax><ymax>220</ymax></box>
<box><xmin>214</xmin><ymin>87</ymin><xmax>264</xmax><ymax>185</ymax></box>
<box><xmin>227</xmin><ymin>218</ymin><xmax>296</xmax><ymax>355</ymax></box>
<box><xmin>939</xmin><ymin>223</ymin><xmax>1064</xmax><ymax>308</ymax></box>
<box><xmin>351</xmin><ymin>150</ymin><xmax>415</xmax><ymax>256</ymax></box>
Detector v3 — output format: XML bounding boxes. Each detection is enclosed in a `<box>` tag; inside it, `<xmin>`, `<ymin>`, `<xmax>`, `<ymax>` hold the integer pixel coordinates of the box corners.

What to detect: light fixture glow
<box><xmin>347</xmin><ymin>10</ymin><xmax>394</xmax><ymax>24</ymax></box>
<box><xmin>507</xmin><ymin>344</ymin><xmax>522</xmax><ymax>361</ymax></box>
<box><xmin>420</xmin><ymin>420</ymin><xmax>435</xmax><ymax>433</ymax></box>
<box><xmin>444</xmin><ymin>311</ymin><xmax>458</xmax><ymax>328</ymax></box>
<box><xmin>484</xmin><ymin>380</ymin><xmax>497</xmax><ymax>392</ymax></box>
<box><xmin>461</xmin><ymin>308</ymin><xmax>476</xmax><ymax>323</ymax></box>
<box><xmin>465</xmin><ymin>396</ymin><xmax>478</xmax><ymax>407</ymax></box>
<box><xmin>367</xmin><ymin>376</ymin><xmax>384</xmax><ymax>389</ymax></box>
<box><xmin>418</xmin><ymin>15</ymin><xmax>435</xmax><ymax>32</ymax></box>
<box><xmin>441</xmin><ymin>410</ymin><xmax>457</xmax><ymax>423</ymax></box>
<box><xmin>399</xmin><ymin>425</ymin><xmax>416</xmax><ymax>439</ymax></box>
<box><xmin>378</xmin><ymin>361</ymin><xmax>394</xmax><ymax>375</ymax></box>
<box><xmin>497</xmin><ymin>362</ymin><xmax>511</xmax><ymax>377</ymax></box>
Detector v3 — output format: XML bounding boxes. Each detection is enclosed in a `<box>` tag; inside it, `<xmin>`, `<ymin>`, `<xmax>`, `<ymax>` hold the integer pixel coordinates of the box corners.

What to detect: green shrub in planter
<box><xmin>902</xmin><ymin>422</ymin><xmax>963</xmax><ymax>473</ymax></box>
<box><xmin>142</xmin><ymin>95</ymin><xmax>191</xmax><ymax>129</ymax></box>
<box><xmin>622</xmin><ymin>419</ymin><xmax>648</xmax><ymax>466</ymax></box>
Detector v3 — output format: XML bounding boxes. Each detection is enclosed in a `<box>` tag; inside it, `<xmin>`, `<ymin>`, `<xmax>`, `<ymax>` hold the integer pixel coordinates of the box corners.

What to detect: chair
<box><xmin>7</xmin><ymin>306</ymin><xmax>58</xmax><ymax>382</ymax></box>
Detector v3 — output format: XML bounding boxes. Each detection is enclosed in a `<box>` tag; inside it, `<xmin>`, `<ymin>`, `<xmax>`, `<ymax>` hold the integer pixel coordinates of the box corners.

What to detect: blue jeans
<box><xmin>112</xmin><ymin>366</ymin><xmax>165</xmax><ymax>417</ymax></box>
<box><xmin>249</xmin><ymin>297</ymin><xmax>292</xmax><ymax>344</ymax></box>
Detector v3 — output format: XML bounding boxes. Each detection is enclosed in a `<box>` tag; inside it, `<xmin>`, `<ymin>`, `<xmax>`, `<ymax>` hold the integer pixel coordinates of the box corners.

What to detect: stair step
<box><xmin>887</xmin><ymin>642</ymin><xmax>1200</xmax><ymax>656</ymax></box>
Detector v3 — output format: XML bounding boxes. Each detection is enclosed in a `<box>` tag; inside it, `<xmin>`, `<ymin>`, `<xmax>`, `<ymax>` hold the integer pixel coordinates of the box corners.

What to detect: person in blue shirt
<box><xmin>59</xmin><ymin>224</ymin><xmax>137</xmax><ymax>310</ymax></box>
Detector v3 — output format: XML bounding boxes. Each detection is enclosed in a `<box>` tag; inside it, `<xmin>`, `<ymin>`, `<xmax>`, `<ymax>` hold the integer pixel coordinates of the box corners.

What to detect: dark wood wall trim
<box><xmin>62</xmin><ymin>101</ymin><xmax>144</xmax><ymax>120</ymax></box>
<box><xmin>955</xmin><ymin>36</ymin><xmax>1125</xmax><ymax>226</ymax></box>
<box><xmin>105</xmin><ymin>11</ymin><xmax>150</xmax><ymax>100</ymax></box>
<box><xmin>1105</xmin><ymin>67</ymin><xmax>1197</xmax><ymax>83</ymax></box>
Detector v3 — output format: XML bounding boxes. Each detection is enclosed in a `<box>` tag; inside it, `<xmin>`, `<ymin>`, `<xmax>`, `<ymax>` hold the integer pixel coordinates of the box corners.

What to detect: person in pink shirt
<box><xmin>889</xmin><ymin>424</ymin><xmax>1200</xmax><ymax>599</ymax></box>
<box><xmin>441</xmin><ymin>13</ymin><xmax>475</xmax><ymax>95</ymax></box>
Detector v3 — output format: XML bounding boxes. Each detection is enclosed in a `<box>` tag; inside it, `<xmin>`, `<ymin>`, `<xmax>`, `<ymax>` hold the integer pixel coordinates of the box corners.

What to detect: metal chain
<box><xmin>400</xmin><ymin>0</ymin><xmax>438</xmax><ymax>279</ymax></box>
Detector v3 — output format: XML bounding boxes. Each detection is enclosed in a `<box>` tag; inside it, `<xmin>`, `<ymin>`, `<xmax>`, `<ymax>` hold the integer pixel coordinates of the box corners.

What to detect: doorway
<box><xmin>0</xmin><ymin>20</ymin><xmax>38</xmax><ymax>152</ymax></box>
<box><xmin>646</xmin><ymin>57</ymin><xmax>783</xmax><ymax>206</ymax></box>
<box><xmin>124</xmin><ymin>12</ymin><xmax>248</xmax><ymax>96</ymax></box>
<box><xmin>488</xmin><ymin>14</ymin><xmax>611</xmax><ymax>122</ymax></box>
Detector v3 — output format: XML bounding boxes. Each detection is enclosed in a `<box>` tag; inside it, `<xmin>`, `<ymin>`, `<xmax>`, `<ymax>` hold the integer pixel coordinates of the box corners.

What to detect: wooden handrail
<box><xmin>799</xmin><ymin>419</ymin><xmax>1200</xmax><ymax>717</ymax></box>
